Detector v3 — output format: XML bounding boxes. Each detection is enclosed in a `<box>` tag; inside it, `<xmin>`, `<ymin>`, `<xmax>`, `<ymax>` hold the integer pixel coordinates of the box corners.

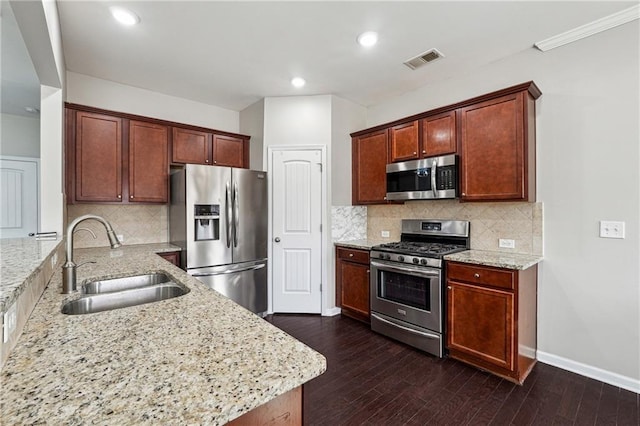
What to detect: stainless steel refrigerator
<box><xmin>170</xmin><ymin>164</ymin><xmax>267</xmax><ymax>314</ymax></box>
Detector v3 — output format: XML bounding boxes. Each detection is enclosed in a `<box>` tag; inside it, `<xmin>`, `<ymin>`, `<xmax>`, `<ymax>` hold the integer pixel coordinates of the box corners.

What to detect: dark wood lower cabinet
<box><xmin>157</xmin><ymin>251</ymin><xmax>181</xmax><ymax>267</ymax></box>
<box><xmin>335</xmin><ymin>247</ymin><xmax>370</xmax><ymax>323</ymax></box>
<box><xmin>446</xmin><ymin>261</ymin><xmax>537</xmax><ymax>384</ymax></box>
<box><xmin>228</xmin><ymin>386</ymin><xmax>302</xmax><ymax>426</ymax></box>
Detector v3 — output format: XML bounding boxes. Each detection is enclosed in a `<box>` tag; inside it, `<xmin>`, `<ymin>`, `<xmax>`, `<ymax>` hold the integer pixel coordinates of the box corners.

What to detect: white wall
<box><xmin>367</xmin><ymin>22</ymin><xmax>640</xmax><ymax>388</ymax></box>
<box><xmin>331</xmin><ymin>96</ymin><xmax>366</xmax><ymax>206</ymax></box>
<box><xmin>0</xmin><ymin>114</ymin><xmax>40</xmax><ymax>158</ymax></box>
<box><xmin>66</xmin><ymin>72</ymin><xmax>240</xmax><ymax>133</ymax></box>
<box><xmin>11</xmin><ymin>0</ymin><xmax>66</xmax><ymax>235</ymax></box>
<box><xmin>239</xmin><ymin>99</ymin><xmax>265</xmax><ymax>171</ymax></box>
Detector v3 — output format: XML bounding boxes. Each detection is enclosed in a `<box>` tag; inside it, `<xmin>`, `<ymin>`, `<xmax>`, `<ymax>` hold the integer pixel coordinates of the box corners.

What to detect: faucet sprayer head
<box><xmin>106</xmin><ymin>230</ymin><xmax>122</xmax><ymax>249</ymax></box>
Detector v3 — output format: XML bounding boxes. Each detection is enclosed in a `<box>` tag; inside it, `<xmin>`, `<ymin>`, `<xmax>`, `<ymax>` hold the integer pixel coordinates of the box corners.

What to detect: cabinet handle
<box><xmin>474</xmin><ymin>273</ymin><xmax>480</xmax><ymax>278</ymax></box>
<box><xmin>349</xmin><ymin>253</ymin><xmax>354</xmax><ymax>257</ymax></box>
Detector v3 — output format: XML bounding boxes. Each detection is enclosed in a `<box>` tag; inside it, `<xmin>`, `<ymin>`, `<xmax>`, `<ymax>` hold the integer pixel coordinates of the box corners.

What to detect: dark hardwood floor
<box><xmin>265</xmin><ymin>314</ymin><xmax>639</xmax><ymax>426</ymax></box>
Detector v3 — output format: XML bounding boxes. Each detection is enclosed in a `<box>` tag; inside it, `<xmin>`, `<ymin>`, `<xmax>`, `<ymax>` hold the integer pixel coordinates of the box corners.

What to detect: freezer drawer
<box><xmin>189</xmin><ymin>260</ymin><xmax>267</xmax><ymax>314</ymax></box>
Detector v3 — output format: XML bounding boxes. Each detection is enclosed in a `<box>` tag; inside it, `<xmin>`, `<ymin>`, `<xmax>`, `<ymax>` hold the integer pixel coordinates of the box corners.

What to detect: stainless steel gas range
<box><xmin>370</xmin><ymin>219</ymin><xmax>470</xmax><ymax>358</ymax></box>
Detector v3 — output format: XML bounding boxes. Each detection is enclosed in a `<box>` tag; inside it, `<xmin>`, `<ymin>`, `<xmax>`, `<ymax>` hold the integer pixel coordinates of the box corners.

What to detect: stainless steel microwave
<box><xmin>386</xmin><ymin>154</ymin><xmax>458</xmax><ymax>201</ymax></box>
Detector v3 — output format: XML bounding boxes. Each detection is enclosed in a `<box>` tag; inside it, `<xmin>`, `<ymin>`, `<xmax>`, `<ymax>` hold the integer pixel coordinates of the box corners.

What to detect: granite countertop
<box><xmin>334</xmin><ymin>238</ymin><xmax>389</xmax><ymax>250</ymax></box>
<box><xmin>0</xmin><ymin>237</ymin><xmax>64</xmax><ymax>313</ymax></box>
<box><xmin>1</xmin><ymin>244</ymin><xmax>326</xmax><ymax>425</ymax></box>
<box><xmin>444</xmin><ymin>250</ymin><xmax>543</xmax><ymax>270</ymax></box>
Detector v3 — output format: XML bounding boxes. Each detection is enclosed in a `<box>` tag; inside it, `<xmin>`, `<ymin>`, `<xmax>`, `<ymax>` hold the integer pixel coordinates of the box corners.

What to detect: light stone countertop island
<box><xmin>1</xmin><ymin>244</ymin><xmax>326</xmax><ymax>425</ymax></box>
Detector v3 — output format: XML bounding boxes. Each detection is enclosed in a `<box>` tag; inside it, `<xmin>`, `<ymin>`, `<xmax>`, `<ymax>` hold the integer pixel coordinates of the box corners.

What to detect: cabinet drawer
<box><xmin>447</xmin><ymin>262</ymin><xmax>515</xmax><ymax>290</ymax></box>
<box><xmin>336</xmin><ymin>247</ymin><xmax>370</xmax><ymax>264</ymax></box>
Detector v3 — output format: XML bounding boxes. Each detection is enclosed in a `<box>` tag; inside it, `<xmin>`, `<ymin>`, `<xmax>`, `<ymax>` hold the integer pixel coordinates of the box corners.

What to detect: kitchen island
<box><xmin>1</xmin><ymin>244</ymin><xmax>326</xmax><ymax>424</ymax></box>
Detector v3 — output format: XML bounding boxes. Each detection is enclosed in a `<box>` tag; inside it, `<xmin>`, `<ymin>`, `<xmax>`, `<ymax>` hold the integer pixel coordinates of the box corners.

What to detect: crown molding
<box><xmin>534</xmin><ymin>4</ymin><xmax>639</xmax><ymax>52</ymax></box>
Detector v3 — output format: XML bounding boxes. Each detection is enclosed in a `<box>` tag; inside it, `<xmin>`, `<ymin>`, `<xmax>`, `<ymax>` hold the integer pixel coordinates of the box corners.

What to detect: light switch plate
<box><xmin>381</xmin><ymin>231</ymin><xmax>390</xmax><ymax>238</ymax></box>
<box><xmin>499</xmin><ymin>239</ymin><xmax>516</xmax><ymax>249</ymax></box>
<box><xmin>600</xmin><ymin>221</ymin><xmax>625</xmax><ymax>239</ymax></box>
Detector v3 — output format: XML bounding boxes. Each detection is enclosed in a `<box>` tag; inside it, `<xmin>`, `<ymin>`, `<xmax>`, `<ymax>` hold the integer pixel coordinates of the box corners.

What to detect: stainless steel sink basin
<box><xmin>83</xmin><ymin>273</ymin><xmax>173</xmax><ymax>294</ymax></box>
<box><xmin>62</xmin><ymin>283</ymin><xmax>189</xmax><ymax>315</ymax></box>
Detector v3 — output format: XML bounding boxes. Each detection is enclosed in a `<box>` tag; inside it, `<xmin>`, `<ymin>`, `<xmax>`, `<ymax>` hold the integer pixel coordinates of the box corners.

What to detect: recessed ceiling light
<box><xmin>357</xmin><ymin>31</ymin><xmax>378</xmax><ymax>48</ymax></box>
<box><xmin>110</xmin><ymin>6</ymin><xmax>140</xmax><ymax>26</ymax></box>
<box><xmin>291</xmin><ymin>77</ymin><xmax>306</xmax><ymax>88</ymax></box>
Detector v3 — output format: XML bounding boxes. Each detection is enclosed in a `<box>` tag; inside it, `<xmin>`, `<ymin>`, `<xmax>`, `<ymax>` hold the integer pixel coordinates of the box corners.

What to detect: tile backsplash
<box><xmin>332</xmin><ymin>206</ymin><xmax>367</xmax><ymax>241</ymax></box>
<box><xmin>67</xmin><ymin>204</ymin><xmax>168</xmax><ymax>248</ymax></box>
<box><xmin>368</xmin><ymin>200</ymin><xmax>543</xmax><ymax>255</ymax></box>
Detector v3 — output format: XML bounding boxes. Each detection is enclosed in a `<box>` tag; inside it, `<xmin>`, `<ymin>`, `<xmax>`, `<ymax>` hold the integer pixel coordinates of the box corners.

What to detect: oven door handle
<box><xmin>431</xmin><ymin>158</ymin><xmax>438</xmax><ymax>198</ymax></box>
<box><xmin>370</xmin><ymin>260</ymin><xmax>440</xmax><ymax>277</ymax></box>
<box><xmin>371</xmin><ymin>313</ymin><xmax>441</xmax><ymax>340</ymax></box>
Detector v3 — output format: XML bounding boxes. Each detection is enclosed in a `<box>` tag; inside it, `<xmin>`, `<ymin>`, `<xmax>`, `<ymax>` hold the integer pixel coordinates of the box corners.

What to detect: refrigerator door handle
<box><xmin>225</xmin><ymin>181</ymin><xmax>232</xmax><ymax>248</ymax></box>
<box><xmin>233</xmin><ymin>182</ymin><xmax>239</xmax><ymax>247</ymax></box>
<box><xmin>191</xmin><ymin>263</ymin><xmax>266</xmax><ymax>277</ymax></box>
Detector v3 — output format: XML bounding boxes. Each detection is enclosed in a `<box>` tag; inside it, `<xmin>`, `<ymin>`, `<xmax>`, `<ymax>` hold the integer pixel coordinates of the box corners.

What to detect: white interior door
<box><xmin>0</xmin><ymin>157</ymin><xmax>39</xmax><ymax>238</ymax></box>
<box><xmin>271</xmin><ymin>149</ymin><xmax>323</xmax><ymax>313</ymax></box>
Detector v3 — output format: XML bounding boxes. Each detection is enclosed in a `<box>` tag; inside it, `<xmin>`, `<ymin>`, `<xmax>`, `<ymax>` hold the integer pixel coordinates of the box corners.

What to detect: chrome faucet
<box><xmin>62</xmin><ymin>214</ymin><xmax>121</xmax><ymax>294</ymax></box>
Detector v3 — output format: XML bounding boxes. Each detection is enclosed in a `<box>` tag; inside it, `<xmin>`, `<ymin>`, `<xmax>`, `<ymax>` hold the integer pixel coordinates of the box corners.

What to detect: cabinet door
<box><xmin>129</xmin><ymin>120</ymin><xmax>169</xmax><ymax>203</ymax></box>
<box><xmin>157</xmin><ymin>251</ymin><xmax>181</xmax><ymax>267</ymax></box>
<box><xmin>459</xmin><ymin>92</ymin><xmax>525</xmax><ymax>201</ymax></box>
<box><xmin>172</xmin><ymin>127</ymin><xmax>211</xmax><ymax>165</ymax></box>
<box><xmin>213</xmin><ymin>134</ymin><xmax>245</xmax><ymax>168</ymax></box>
<box><xmin>421</xmin><ymin>111</ymin><xmax>456</xmax><ymax>157</ymax></box>
<box><xmin>352</xmin><ymin>130</ymin><xmax>388</xmax><ymax>204</ymax></box>
<box><xmin>75</xmin><ymin>111</ymin><xmax>123</xmax><ymax>202</ymax></box>
<box><xmin>389</xmin><ymin>121</ymin><xmax>419</xmax><ymax>162</ymax></box>
<box><xmin>340</xmin><ymin>261</ymin><xmax>370</xmax><ymax>318</ymax></box>
<box><xmin>447</xmin><ymin>280</ymin><xmax>514</xmax><ymax>371</ymax></box>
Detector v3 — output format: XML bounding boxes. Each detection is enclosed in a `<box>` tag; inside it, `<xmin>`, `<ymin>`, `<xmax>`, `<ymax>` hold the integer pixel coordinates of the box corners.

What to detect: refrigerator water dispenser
<box><xmin>194</xmin><ymin>204</ymin><xmax>220</xmax><ymax>241</ymax></box>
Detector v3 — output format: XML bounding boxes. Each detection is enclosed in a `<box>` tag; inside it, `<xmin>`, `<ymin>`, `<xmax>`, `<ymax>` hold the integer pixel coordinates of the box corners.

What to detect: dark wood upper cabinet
<box><xmin>352</xmin><ymin>129</ymin><xmax>389</xmax><ymax>205</ymax></box>
<box><xmin>460</xmin><ymin>90</ymin><xmax>536</xmax><ymax>201</ymax></box>
<box><xmin>172</xmin><ymin>127</ymin><xmax>211</xmax><ymax>165</ymax></box>
<box><xmin>213</xmin><ymin>134</ymin><xmax>246</xmax><ymax>168</ymax></box>
<box><xmin>389</xmin><ymin>121</ymin><xmax>419</xmax><ymax>162</ymax></box>
<box><xmin>420</xmin><ymin>110</ymin><xmax>457</xmax><ymax>157</ymax></box>
<box><xmin>129</xmin><ymin>121</ymin><xmax>169</xmax><ymax>203</ymax></box>
<box><xmin>73</xmin><ymin>111</ymin><xmax>123</xmax><ymax>202</ymax></box>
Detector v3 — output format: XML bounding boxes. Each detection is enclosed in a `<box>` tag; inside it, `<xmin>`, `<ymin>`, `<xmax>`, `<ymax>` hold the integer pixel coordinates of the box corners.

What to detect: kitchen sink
<box><xmin>62</xmin><ymin>283</ymin><xmax>189</xmax><ymax>315</ymax></box>
<box><xmin>82</xmin><ymin>273</ymin><xmax>173</xmax><ymax>294</ymax></box>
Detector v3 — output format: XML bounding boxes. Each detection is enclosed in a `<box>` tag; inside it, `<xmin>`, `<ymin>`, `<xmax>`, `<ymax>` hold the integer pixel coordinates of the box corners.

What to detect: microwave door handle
<box><xmin>225</xmin><ymin>182</ymin><xmax>232</xmax><ymax>248</ymax></box>
<box><xmin>431</xmin><ymin>159</ymin><xmax>438</xmax><ymax>198</ymax></box>
<box><xmin>371</xmin><ymin>313</ymin><xmax>441</xmax><ymax>340</ymax></box>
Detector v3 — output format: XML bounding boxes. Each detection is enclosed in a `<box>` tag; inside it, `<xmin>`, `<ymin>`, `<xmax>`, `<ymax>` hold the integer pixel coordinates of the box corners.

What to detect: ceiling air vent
<box><xmin>404</xmin><ymin>48</ymin><xmax>445</xmax><ymax>70</ymax></box>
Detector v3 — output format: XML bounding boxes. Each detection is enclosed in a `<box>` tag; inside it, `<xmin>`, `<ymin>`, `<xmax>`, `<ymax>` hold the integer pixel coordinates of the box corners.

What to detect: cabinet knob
<box><xmin>422</xmin><ymin>150</ymin><xmax>426</xmax><ymax>154</ymax></box>
<box><xmin>117</xmin><ymin>195</ymin><xmax>122</xmax><ymax>199</ymax></box>
<box><xmin>205</xmin><ymin>159</ymin><xmax>209</xmax><ymax>163</ymax></box>
<box><xmin>214</xmin><ymin>161</ymin><xmax>217</xmax><ymax>164</ymax></box>
<box><xmin>413</xmin><ymin>152</ymin><xmax>417</xmax><ymax>155</ymax></box>
<box><xmin>447</xmin><ymin>286</ymin><xmax>452</xmax><ymax>290</ymax></box>
<box><xmin>474</xmin><ymin>273</ymin><xmax>480</xmax><ymax>278</ymax></box>
<box><xmin>462</xmin><ymin>192</ymin><xmax>466</xmax><ymax>196</ymax></box>
<box><xmin>367</xmin><ymin>269</ymin><xmax>370</xmax><ymax>274</ymax></box>
<box><xmin>130</xmin><ymin>195</ymin><xmax>134</xmax><ymax>199</ymax></box>
<box><xmin>383</xmin><ymin>196</ymin><xmax>387</xmax><ymax>200</ymax></box>
<box><xmin>349</xmin><ymin>253</ymin><xmax>354</xmax><ymax>257</ymax></box>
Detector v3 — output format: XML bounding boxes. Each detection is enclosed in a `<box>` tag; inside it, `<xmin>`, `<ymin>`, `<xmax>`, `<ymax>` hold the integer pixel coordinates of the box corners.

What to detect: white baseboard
<box><xmin>323</xmin><ymin>307</ymin><xmax>342</xmax><ymax>317</ymax></box>
<box><xmin>537</xmin><ymin>350</ymin><xmax>640</xmax><ymax>394</ymax></box>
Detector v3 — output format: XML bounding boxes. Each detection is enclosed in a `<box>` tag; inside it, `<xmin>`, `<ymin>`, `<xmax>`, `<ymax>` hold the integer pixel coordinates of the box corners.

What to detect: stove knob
<box><xmin>397</xmin><ymin>255</ymin><xmax>404</xmax><ymax>262</ymax></box>
<box><xmin>420</xmin><ymin>258</ymin><xmax>428</xmax><ymax>265</ymax></box>
<box><xmin>412</xmin><ymin>258</ymin><xmax>419</xmax><ymax>264</ymax></box>
<box><xmin>385</xmin><ymin>254</ymin><xmax>392</xmax><ymax>260</ymax></box>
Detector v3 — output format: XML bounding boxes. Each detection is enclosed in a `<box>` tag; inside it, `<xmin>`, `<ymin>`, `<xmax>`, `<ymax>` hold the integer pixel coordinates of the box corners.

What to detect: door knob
<box><xmin>274</xmin><ymin>237</ymin><xmax>281</xmax><ymax>243</ymax></box>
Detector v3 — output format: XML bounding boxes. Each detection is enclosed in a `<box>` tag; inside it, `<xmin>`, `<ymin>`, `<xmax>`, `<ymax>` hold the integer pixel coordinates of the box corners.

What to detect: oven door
<box><xmin>370</xmin><ymin>259</ymin><xmax>442</xmax><ymax>332</ymax></box>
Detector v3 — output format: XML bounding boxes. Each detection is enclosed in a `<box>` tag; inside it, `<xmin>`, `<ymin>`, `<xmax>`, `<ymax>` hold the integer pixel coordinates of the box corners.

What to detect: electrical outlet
<box><xmin>117</xmin><ymin>234</ymin><xmax>124</xmax><ymax>242</ymax></box>
<box><xmin>600</xmin><ymin>221</ymin><xmax>625</xmax><ymax>239</ymax></box>
<box><xmin>381</xmin><ymin>230</ymin><xmax>390</xmax><ymax>238</ymax></box>
<box><xmin>3</xmin><ymin>302</ymin><xmax>17</xmax><ymax>343</ymax></box>
<box><xmin>499</xmin><ymin>239</ymin><xmax>516</xmax><ymax>249</ymax></box>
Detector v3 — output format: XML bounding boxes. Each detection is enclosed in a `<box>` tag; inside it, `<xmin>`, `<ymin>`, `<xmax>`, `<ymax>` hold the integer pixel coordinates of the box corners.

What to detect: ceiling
<box><xmin>36</xmin><ymin>2</ymin><xmax>640</xmax><ymax>112</ymax></box>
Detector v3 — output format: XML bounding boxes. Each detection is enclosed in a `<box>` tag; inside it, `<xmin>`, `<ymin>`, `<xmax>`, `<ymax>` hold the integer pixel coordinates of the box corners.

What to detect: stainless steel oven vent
<box><xmin>403</xmin><ymin>48</ymin><xmax>445</xmax><ymax>70</ymax></box>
